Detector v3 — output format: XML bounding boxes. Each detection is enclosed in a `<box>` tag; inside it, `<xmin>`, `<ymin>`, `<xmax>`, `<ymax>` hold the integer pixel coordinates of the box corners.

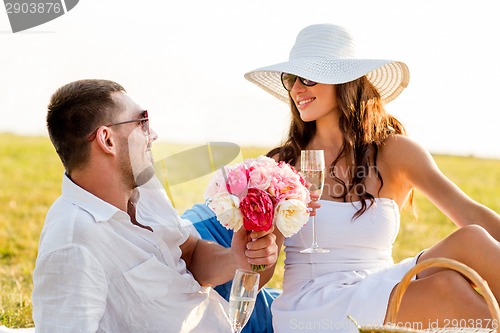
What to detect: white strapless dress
<box><xmin>272</xmin><ymin>198</ymin><xmax>422</xmax><ymax>332</ymax></box>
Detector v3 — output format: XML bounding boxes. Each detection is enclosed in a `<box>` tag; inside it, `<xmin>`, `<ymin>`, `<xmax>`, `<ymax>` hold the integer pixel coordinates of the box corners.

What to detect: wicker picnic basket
<box><xmin>351</xmin><ymin>258</ymin><xmax>499</xmax><ymax>333</ymax></box>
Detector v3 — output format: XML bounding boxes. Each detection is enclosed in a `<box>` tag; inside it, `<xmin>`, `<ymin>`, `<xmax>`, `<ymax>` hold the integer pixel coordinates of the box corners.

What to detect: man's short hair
<box><xmin>46</xmin><ymin>79</ymin><xmax>126</xmax><ymax>173</ymax></box>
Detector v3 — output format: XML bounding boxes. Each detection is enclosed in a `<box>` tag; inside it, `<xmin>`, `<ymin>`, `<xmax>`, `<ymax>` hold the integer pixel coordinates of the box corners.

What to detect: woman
<box><xmin>244</xmin><ymin>23</ymin><xmax>500</xmax><ymax>332</ymax></box>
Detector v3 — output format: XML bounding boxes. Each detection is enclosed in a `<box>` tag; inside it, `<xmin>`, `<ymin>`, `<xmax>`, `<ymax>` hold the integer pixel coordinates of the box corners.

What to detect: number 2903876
<box><xmin>5</xmin><ymin>2</ymin><xmax>62</xmax><ymax>14</ymax></box>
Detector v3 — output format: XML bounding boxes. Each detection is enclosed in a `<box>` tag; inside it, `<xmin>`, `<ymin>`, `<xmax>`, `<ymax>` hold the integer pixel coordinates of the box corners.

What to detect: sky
<box><xmin>1</xmin><ymin>0</ymin><xmax>499</xmax><ymax>159</ymax></box>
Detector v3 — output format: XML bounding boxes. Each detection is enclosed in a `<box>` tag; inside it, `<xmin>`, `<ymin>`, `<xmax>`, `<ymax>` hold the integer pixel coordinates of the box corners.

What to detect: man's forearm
<box><xmin>187</xmin><ymin>238</ymin><xmax>241</xmax><ymax>286</ymax></box>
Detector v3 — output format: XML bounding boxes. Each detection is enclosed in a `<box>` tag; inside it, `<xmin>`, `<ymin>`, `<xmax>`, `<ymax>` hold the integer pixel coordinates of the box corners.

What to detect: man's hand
<box><xmin>231</xmin><ymin>226</ymin><xmax>278</xmax><ymax>271</ymax></box>
<box><xmin>181</xmin><ymin>226</ymin><xmax>278</xmax><ymax>287</ymax></box>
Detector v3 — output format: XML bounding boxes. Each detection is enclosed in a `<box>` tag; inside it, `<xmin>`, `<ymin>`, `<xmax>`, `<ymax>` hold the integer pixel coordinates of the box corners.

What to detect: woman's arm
<box><xmin>386</xmin><ymin>135</ymin><xmax>500</xmax><ymax>240</ymax></box>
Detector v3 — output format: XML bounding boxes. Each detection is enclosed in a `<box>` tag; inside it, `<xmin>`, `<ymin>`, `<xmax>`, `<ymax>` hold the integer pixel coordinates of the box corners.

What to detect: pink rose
<box><xmin>240</xmin><ymin>188</ymin><xmax>275</xmax><ymax>232</ymax></box>
<box><xmin>247</xmin><ymin>165</ymin><xmax>272</xmax><ymax>190</ymax></box>
<box><xmin>270</xmin><ymin>162</ymin><xmax>310</xmax><ymax>202</ymax></box>
<box><xmin>225</xmin><ymin>164</ymin><xmax>248</xmax><ymax>197</ymax></box>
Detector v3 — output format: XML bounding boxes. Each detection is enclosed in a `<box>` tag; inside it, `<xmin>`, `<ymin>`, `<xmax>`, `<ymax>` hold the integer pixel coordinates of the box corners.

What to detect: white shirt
<box><xmin>32</xmin><ymin>175</ymin><xmax>230</xmax><ymax>333</ymax></box>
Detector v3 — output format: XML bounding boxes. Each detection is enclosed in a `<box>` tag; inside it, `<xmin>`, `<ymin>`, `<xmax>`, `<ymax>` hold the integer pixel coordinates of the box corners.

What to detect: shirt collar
<box><xmin>61</xmin><ymin>173</ymin><xmax>137</xmax><ymax>223</ymax></box>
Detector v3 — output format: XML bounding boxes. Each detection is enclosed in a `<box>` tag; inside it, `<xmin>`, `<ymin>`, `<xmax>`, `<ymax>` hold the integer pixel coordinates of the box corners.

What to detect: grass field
<box><xmin>1</xmin><ymin>133</ymin><xmax>499</xmax><ymax>328</ymax></box>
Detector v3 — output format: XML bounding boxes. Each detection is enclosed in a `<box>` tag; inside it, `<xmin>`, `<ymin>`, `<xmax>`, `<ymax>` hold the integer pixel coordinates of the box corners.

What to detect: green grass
<box><xmin>1</xmin><ymin>133</ymin><xmax>499</xmax><ymax>327</ymax></box>
<box><xmin>0</xmin><ymin>134</ymin><xmax>63</xmax><ymax>328</ymax></box>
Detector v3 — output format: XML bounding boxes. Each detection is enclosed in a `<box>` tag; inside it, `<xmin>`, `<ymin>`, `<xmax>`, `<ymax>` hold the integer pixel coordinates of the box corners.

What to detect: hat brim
<box><xmin>244</xmin><ymin>58</ymin><xmax>409</xmax><ymax>104</ymax></box>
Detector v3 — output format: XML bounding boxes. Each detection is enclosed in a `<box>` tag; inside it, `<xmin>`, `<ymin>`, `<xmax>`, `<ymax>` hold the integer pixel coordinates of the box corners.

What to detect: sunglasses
<box><xmin>281</xmin><ymin>73</ymin><xmax>318</xmax><ymax>91</ymax></box>
<box><xmin>87</xmin><ymin>110</ymin><xmax>150</xmax><ymax>141</ymax></box>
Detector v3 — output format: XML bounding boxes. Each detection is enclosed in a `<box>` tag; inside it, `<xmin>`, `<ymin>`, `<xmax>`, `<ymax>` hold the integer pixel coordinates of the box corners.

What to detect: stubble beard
<box><xmin>119</xmin><ymin>141</ymin><xmax>155</xmax><ymax>189</ymax></box>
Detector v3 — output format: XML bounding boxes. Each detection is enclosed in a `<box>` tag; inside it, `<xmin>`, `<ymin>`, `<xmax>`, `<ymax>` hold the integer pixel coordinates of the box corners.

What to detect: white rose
<box><xmin>208</xmin><ymin>192</ymin><xmax>243</xmax><ymax>231</ymax></box>
<box><xmin>204</xmin><ymin>169</ymin><xmax>227</xmax><ymax>199</ymax></box>
<box><xmin>274</xmin><ymin>199</ymin><xmax>310</xmax><ymax>237</ymax></box>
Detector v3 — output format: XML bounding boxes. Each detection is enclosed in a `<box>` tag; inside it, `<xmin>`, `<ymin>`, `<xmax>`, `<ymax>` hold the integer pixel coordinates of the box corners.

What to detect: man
<box><xmin>32</xmin><ymin>79</ymin><xmax>278</xmax><ymax>332</ymax></box>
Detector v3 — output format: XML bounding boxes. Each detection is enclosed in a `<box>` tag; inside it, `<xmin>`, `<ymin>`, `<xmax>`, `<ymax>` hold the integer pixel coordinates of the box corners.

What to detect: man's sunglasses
<box><xmin>87</xmin><ymin>110</ymin><xmax>150</xmax><ymax>141</ymax></box>
<box><xmin>281</xmin><ymin>73</ymin><xmax>318</xmax><ymax>92</ymax></box>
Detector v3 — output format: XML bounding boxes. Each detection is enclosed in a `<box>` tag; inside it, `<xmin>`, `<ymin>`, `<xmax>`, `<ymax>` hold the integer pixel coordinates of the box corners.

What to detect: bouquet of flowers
<box><xmin>204</xmin><ymin>155</ymin><xmax>311</xmax><ymax>271</ymax></box>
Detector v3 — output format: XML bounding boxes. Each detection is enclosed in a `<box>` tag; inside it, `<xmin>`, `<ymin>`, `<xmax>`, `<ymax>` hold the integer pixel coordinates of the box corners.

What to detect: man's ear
<box><xmin>95</xmin><ymin>127</ymin><xmax>117</xmax><ymax>155</ymax></box>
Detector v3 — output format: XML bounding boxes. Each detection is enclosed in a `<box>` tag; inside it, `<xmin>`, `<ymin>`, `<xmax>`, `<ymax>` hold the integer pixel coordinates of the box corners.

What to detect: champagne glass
<box><xmin>228</xmin><ymin>269</ymin><xmax>260</xmax><ymax>333</ymax></box>
<box><xmin>300</xmin><ymin>150</ymin><xmax>329</xmax><ymax>253</ymax></box>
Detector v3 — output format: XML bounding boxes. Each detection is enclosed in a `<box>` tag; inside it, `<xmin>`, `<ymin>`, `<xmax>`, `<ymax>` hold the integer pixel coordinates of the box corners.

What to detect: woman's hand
<box><xmin>308</xmin><ymin>192</ymin><xmax>322</xmax><ymax>216</ymax></box>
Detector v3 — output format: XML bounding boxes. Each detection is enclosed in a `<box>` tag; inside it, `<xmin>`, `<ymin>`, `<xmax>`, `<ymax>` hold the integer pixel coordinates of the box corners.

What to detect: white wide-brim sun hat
<box><xmin>244</xmin><ymin>24</ymin><xmax>410</xmax><ymax>104</ymax></box>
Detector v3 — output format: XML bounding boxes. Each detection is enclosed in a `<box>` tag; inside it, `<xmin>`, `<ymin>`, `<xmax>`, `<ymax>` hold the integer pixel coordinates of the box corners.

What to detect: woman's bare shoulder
<box><xmin>380</xmin><ymin>134</ymin><xmax>432</xmax><ymax>162</ymax></box>
<box><xmin>380</xmin><ymin>134</ymin><xmax>440</xmax><ymax>182</ymax></box>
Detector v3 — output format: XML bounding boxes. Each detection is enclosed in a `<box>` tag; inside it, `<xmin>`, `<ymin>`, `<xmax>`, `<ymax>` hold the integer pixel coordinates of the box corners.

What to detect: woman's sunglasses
<box><xmin>281</xmin><ymin>73</ymin><xmax>318</xmax><ymax>91</ymax></box>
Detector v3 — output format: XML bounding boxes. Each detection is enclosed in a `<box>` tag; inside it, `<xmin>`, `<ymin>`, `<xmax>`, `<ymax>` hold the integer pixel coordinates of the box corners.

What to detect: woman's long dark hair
<box><xmin>267</xmin><ymin>76</ymin><xmax>410</xmax><ymax>218</ymax></box>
